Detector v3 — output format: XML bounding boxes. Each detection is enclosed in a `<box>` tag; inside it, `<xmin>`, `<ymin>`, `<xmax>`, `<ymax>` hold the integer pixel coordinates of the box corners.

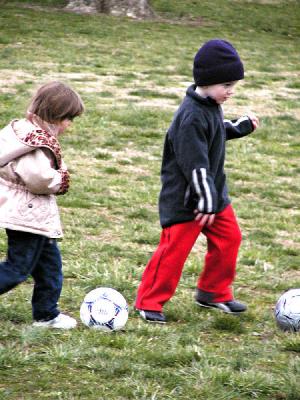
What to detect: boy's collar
<box><xmin>195</xmin><ymin>86</ymin><xmax>207</xmax><ymax>98</ymax></box>
<box><xmin>187</xmin><ymin>84</ymin><xmax>218</xmax><ymax>106</ymax></box>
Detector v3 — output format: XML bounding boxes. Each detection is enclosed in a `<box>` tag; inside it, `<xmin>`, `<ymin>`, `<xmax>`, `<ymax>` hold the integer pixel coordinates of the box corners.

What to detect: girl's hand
<box><xmin>57</xmin><ymin>169</ymin><xmax>70</xmax><ymax>195</ymax></box>
<box><xmin>248</xmin><ymin>112</ymin><xmax>259</xmax><ymax>130</ymax></box>
<box><xmin>194</xmin><ymin>210</ymin><xmax>215</xmax><ymax>226</ymax></box>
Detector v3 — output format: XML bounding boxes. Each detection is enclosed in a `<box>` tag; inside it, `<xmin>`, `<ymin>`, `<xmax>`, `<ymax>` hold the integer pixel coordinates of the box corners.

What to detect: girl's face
<box><xmin>203</xmin><ymin>81</ymin><xmax>238</xmax><ymax>104</ymax></box>
<box><xmin>57</xmin><ymin>119</ymin><xmax>72</xmax><ymax>134</ymax></box>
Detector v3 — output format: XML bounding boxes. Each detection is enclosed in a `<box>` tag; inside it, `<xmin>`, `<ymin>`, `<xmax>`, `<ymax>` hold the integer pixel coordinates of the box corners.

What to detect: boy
<box><xmin>135</xmin><ymin>39</ymin><xmax>259</xmax><ymax>323</ymax></box>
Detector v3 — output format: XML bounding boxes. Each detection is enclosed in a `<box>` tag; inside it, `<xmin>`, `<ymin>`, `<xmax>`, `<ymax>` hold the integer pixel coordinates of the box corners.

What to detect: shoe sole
<box><xmin>195</xmin><ymin>301</ymin><xmax>246</xmax><ymax>315</ymax></box>
<box><xmin>138</xmin><ymin>310</ymin><xmax>167</xmax><ymax>324</ymax></box>
<box><xmin>32</xmin><ymin>322</ymin><xmax>77</xmax><ymax>329</ymax></box>
<box><xmin>141</xmin><ymin>318</ymin><xmax>166</xmax><ymax>324</ymax></box>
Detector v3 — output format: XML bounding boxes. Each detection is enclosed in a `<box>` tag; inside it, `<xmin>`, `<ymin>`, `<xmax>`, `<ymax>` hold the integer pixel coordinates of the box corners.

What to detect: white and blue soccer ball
<box><xmin>275</xmin><ymin>289</ymin><xmax>300</xmax><ymax>332</ymax></box>
<box><xmin>80</xmin><ymin>287</ymin><xmax>129</xmax><ymax>331</ymax></box>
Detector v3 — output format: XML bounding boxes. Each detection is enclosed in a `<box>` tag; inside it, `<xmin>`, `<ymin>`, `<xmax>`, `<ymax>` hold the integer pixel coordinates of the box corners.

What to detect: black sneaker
<box><xmin>196</xmin><ymin>300</ymin><xmax>247</xmax><ymax>314</ymax></box>
<box><xmin>138</xmin><ymin>309</ymin><xmax>167</xmax><ymax>324</ymax></box>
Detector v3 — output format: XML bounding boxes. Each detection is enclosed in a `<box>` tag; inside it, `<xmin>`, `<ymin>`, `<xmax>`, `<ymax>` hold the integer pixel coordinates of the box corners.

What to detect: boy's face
<box><xmin>202</xmin><ymin>81</ymin><xmax>238</xmax><ymax>104</ymax></box>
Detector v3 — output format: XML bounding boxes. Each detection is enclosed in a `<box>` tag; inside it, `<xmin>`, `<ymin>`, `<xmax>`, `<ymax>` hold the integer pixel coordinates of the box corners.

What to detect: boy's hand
<box><xmin>194</xmin><ymin>210</ymin><xmax>215</xmax><ymax>226</ymax></box>
<box><xmin>248</xmin><ymin>112</ymin><xmax>259</xmax><ymax>130</ymax></box>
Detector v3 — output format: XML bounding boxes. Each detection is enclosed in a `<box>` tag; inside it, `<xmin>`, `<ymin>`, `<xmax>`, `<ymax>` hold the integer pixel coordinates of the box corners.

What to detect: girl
<box><xmin>0</xmin><ymin>81</ymin><xmax>84</xmax><ymax>329</ymax></box>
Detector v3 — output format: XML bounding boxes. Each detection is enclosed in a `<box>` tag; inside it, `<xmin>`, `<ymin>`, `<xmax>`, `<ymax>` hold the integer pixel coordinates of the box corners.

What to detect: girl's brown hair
<box><xmin>28</xmin><ymin>81</ymin><xmax>84</xmax><ymax>123</ymax></box>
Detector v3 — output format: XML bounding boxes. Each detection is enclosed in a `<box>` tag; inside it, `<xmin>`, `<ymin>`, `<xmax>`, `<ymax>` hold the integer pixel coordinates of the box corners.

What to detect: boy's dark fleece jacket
<box><xmin>159</xmin><ymin>84</ymin><xmax>254</xmax><ymax>228</ymax></box>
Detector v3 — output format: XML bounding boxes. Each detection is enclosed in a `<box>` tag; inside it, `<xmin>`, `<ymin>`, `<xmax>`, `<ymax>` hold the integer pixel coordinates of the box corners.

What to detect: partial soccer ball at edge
<box><xmin>80</xmin><ymin>287</ymin><xmax>129</xmax><ymax>331</ymax></box>
<box><xmin>275</xmin><ymin>288</ymin><xmax>300</xmax><ymax>332</ymax></box>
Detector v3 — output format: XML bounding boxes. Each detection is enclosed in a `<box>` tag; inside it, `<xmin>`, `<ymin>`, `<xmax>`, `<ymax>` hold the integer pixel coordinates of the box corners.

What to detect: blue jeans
<box><xmin>0</xmin><ymin>229</ymin><xmax>63</xmax><ymax>321</ymax></box>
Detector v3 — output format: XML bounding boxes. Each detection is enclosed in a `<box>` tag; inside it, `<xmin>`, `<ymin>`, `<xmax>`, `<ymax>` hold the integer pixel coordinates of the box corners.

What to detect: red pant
<box><xmin>135</xmin><ymin>205</ymin><xmax>242</xmax><ymax>312</ymax></box>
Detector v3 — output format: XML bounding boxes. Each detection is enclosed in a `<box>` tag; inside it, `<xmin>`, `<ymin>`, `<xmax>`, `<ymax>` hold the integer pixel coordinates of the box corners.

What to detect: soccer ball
<box><xmin>80</xmin><ymin>287</ymin><xmax>129</xmax><ymax>331</ymax></box>
<box><xmin>274</xmin><ymin>289</ymin><xmax>300</xmax><ymax>332</ymax></box>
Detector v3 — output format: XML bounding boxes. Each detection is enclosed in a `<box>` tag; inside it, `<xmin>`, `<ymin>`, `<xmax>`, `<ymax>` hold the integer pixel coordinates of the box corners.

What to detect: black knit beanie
<box><xmin>193</xmin><ymin>39</ymin><xmax>244</xmax><ymax>86</ymax></box>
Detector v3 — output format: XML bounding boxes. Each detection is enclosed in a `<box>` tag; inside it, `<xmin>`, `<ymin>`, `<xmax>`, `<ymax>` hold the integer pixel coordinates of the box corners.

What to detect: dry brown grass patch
<box><xmin>0</xmin><ymin>69</ymin><xmax>34</xmax><ymax>93</ymax></box>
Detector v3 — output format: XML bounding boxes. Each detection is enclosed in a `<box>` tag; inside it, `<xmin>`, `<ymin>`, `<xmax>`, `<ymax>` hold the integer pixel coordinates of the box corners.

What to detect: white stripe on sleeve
<box><xmin>223</xmin><ymin>116</ymin><xmax>249</xmax><ymax>127</ymax></box>
<box><xmin>192</xmin><ymin>168</ymin><xmax>213</xmax><ymax>213</ymax></box>
<box><xmin>192</xmin><ymin>169</ymin><xmax>201</xmax><ymax>196</ymax></box>
<box><xmin>200</xmin><ymin>168</ymin><xmax>213</xmax><ymax>213</ymax></box>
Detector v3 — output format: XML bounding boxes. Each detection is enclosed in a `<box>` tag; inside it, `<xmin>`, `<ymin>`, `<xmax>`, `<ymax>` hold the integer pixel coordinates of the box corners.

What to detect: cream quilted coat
<box><xmin>0</xmin><ymin>119</ymin><xmax>70</xmax><ymax>238</ymax></box>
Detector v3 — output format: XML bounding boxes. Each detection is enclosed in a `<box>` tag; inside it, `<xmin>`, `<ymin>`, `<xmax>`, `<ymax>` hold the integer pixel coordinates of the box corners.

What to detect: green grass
<box><xmin>0</xmin><ymin>0</ymin><xmax>300</xmax><ymax>399</ymax></box>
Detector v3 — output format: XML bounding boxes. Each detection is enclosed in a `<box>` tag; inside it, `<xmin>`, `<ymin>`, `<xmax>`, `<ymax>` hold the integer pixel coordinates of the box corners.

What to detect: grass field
<box><xmin>0</xmin><ymin>0</ymin><xmax>300</xmax><ymax>399</ymax></box>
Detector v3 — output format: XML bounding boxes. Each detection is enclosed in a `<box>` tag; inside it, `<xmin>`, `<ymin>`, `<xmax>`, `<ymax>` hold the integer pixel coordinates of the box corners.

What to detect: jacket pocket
<box><xmin>17</xmin><ymin>193</ymin><xmax>51</xmax><ymax>224</ymax></box>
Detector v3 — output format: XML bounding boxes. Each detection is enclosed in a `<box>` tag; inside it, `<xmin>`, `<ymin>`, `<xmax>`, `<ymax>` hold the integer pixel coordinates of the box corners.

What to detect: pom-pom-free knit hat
<box><xmin>193</xmin><ymin>39</ymin><xmax>244</xmax><ymax>86</ymax></box>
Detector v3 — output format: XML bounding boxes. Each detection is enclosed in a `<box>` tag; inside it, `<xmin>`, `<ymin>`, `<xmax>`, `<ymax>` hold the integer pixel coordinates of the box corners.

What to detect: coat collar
<box><xmin>12</xmin><ymin>119</ymin><xmax>62</xmax><ymax>168</ymax></box>
<box><xmin>186</xmin><ymin>84</ymin><xmax>219</xmax><ymax>107</ymax></box>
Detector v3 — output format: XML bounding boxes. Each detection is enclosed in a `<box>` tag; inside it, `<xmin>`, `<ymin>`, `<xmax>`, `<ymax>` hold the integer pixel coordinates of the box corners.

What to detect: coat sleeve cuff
<box><xmin>56</xmin><ymin>170</ymin><xmax>70</xmax><ymax>195</ymax></box>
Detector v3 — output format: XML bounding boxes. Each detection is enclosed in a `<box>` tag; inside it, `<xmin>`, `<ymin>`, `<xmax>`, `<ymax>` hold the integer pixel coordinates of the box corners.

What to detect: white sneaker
<box><xmin>33</xmin><ymin>313</ymin><xmax>77</xmax><ymax>329</ymax></box>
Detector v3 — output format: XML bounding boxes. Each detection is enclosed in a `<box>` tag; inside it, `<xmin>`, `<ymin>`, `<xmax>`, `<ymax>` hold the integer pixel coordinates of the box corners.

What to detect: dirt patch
<box><xmin>54</xmin><ymin>70</ymin><xmax>300</xmax><ymax>118</ymax></box>
<box><xmin>50</xmin><ymin>71</ymin><xmax>185</xmax><ymax>109</ymax></box>
<box><xmin>0</xmin><ymin>69</ymin><xmax>34</xmax><ymax>93</ymax></box>
<box><xmin>0</xmin><ymin>68</ymin><xmax>299</xmax><ymax>118</ymax></box>
<box><xmin>281</xmin><ymin>269</ymin><xmax>300</xmax><ymax>280</ymax></box>
<box><xmin>223</xmin><ymin>75</ymin><xmax>300</xmax><ymax>120</ymax></box>
<box><xmin>275</xmin><ymin>230</ymin><xmax>300</xmax><ymax>250</ymax></box>
<box><xmin>93</xmin><ymin>147</ymin><xmax>159</xmax><ymax>163</ymax></box>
